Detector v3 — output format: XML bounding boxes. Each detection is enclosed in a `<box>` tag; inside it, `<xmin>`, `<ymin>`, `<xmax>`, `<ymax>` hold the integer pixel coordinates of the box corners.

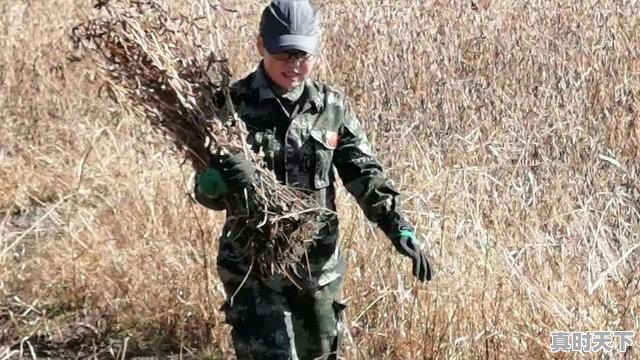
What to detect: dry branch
<box><xmin>70</xmin><ymin>0</ymin><xmax>329</xmax><ymax>278</ymax></box>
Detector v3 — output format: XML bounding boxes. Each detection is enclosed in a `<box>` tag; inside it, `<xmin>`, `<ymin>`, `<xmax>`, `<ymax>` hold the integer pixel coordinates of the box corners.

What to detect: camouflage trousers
<box><xmin>218</xmin><ymin>265</ymin><xmax>347</xmax><ymax>360</ymax></box>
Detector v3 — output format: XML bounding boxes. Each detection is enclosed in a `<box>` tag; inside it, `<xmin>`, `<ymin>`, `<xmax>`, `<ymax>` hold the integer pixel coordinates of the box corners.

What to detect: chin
<box><xmin>279</xmin><ymin>82</ymin><xmax>299</xmax><ymax>90</ymax></box>
<box><xmin>278</xmin><ymin>76</ymin><xmax>303</xmax><ymax>89</ymax></box>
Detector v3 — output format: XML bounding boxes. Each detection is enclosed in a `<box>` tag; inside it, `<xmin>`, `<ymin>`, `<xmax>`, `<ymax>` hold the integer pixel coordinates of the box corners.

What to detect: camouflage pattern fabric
<box><xmin>195</xmin><ymin>62</ymin><xmax>409</xmax><ymax>359</ymax></box>
<box><xmin>218</xmin><ymin>266</ymin><xmax>346</xmax><ymax>360</ymax></box>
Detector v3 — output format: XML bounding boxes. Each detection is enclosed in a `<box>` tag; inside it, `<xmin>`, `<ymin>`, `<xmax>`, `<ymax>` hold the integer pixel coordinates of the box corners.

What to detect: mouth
<box><xmin>283</xmin><ymin>72</ymin><xmax>301</xmax><ymax>82</ymax></box>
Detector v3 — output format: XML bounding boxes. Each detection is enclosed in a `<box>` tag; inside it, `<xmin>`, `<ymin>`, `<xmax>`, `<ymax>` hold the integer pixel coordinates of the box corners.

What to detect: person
<box><xmin>193</xmin><ymin>0</ymin><xmax>433</xmax><ymax>358</ymax></box>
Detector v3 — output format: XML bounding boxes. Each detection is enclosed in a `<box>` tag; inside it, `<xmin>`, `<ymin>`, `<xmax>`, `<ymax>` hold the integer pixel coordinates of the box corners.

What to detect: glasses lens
<box><xmin>273</xmin><ymin>53</ymin><xmax>291</xmax><ymax>61</ymax></box>
<box><xmin>272</xmin><ymin>51</ymin><xmax>311</xmax><ymax>62</ymax></box>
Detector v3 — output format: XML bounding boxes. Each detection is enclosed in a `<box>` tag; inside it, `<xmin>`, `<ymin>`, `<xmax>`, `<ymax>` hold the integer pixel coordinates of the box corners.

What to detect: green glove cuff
<box><xmin>197</xmin><ymin>168</ymin><xmax>228</xmax><ymax>196</ymax></box>
<box><xmin>392</xmin><ymin>229</ymin><xmax>415</xmax><ymax>240</ymax></box>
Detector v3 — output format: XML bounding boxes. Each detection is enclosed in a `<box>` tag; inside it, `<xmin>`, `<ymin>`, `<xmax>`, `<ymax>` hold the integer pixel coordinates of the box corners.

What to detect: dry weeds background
<box><xmin>1</xmin><ymin>0</ymin><xmax>639</xmax><ymax>359</ymax></box>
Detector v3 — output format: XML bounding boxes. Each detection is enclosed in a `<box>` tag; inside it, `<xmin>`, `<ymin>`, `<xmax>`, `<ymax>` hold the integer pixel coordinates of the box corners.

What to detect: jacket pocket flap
<box><xmin>310</xmin><ymin>129</ymin><xmax>339</xmax><ymax>150</ymax></box>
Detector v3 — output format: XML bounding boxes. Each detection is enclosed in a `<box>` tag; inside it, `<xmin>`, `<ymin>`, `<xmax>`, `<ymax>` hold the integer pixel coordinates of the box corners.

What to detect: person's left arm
<box><xmin>333</xmin><ymin>97</ymin><xmax>433</xmax><ymax>282</ymax></box>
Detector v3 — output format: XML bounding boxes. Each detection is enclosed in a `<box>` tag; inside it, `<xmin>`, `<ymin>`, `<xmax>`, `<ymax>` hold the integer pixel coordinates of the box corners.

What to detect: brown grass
<box><xmin>1</xmin><ymin>0</ymin><xmax>639</xmax><ymax>359</ymax></box>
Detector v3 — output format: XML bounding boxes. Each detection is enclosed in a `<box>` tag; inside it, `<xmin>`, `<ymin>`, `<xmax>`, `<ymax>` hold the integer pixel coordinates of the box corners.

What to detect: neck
<box><xmin>263</xmin><ymin>71</ymin><xmax>305</xmax><ymax>102</ymax></box>
<box><xmin>274</xmin><ymin>82</ymin><xmax>304</xmax><ymax>101</ymax></box>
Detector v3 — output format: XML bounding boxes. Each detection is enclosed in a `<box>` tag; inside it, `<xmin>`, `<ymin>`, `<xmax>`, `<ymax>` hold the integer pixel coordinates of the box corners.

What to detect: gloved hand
<box><xmin>196</xmin><ymin>167</ymin><xmax>228</xmax><ymax>197</ymax></box>
<box><xmin>196</xmin><ymin>152</ymin><xmax>257</xmax><ymax>196</ymax></box>
<box><xmin>390</xmin><ymin>230</ymin><xmax>433</xmax><ymax>282</ymax></box>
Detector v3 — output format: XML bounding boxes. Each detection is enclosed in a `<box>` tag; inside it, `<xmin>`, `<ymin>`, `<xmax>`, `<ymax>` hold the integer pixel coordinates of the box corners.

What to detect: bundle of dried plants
<box><xmin>70</xmin><ymin>0</ymin><xmax>329</xmax><ymax>279</ymax></box>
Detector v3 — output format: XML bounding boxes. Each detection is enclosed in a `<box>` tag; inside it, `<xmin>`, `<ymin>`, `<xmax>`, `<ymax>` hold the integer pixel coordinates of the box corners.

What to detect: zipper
<box><xmin>279</xmin><ymin>92</ymin><xmax>304</xmax><ymax>186</ymax></box>
<box><xmin>283</xmin><ymin>113</ymin><xmax>294</xmax><ymax>185</ymax></box>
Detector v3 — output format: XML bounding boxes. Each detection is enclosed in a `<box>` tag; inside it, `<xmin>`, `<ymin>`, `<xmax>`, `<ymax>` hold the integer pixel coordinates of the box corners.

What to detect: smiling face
<box><xmin>257</xmin><ymin>36</ymin><xmax>317</xmax><ymax>90</ymax></box>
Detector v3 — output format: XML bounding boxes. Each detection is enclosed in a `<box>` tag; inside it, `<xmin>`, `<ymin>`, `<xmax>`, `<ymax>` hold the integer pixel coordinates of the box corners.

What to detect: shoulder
<box><xmin>228</xmin><ymin>72</ymin><xmax>256</xmax><ymax>102</ymax></box>
<box><xmin>312</xmin><ymin>80</ymin><xmax>345</xmax><ymax>97</ymax></box>
<box><xmin>210</xmin><ymin>71</ymin><xmax>257</xmax><ymax>108</ymax></box>
<box><xmin>307</xmin><ymin>79</ymin><xmax>365</xmax><ymax>134</ymax></box>
<box><xmin>307</xmin><ymin>79</ymin><xmax>351</xmax><ymax>110</ymax></box>
<box><xmin>231</xmin><ymin>71</ymin><xmax>256</xmax><ymax>94</ymax></box>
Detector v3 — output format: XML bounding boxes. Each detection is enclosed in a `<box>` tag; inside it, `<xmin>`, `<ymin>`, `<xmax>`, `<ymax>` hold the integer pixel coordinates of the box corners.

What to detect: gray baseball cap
<box><xmin>260</xmin><ymin>0</ymin><xmax>321</xmax><ymax>55</ymax></box>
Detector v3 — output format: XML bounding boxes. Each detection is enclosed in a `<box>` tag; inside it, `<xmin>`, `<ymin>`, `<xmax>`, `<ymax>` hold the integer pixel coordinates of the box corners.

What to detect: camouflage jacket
<box><xmin>195</xmin><ymin>63</ymin><xmax>411</xmax><ymax>287</ymax></box>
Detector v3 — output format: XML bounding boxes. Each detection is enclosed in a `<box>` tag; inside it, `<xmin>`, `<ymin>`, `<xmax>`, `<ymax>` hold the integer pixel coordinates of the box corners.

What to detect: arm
<box><xmin>192</xmin><ymin>87</ymin><xmax>241</xmax><ymax>212</ymax></box>
<box><xmin>333</xmin><ymin>99</ymin><xmax>411</xmax><ymax>236</ymax></box>
<box><xmin>333</xmin><ymin>98</ymin><xmax>432</xmax><ymax>281</ymax></box>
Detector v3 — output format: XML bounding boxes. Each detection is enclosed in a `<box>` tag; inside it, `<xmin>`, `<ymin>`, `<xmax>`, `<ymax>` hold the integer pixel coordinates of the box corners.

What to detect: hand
<box><xmin>391</xmin><ymin>230</ymin><xmax>433</xmax><ymax>282</ymax></box>
<box><xmin>212</xmin><ymin>152</ymin><xmax>257</xmax><ymax>192</ymax></box>
<box><xmin>197</xmin><ymin>152</ymin><xmax>256</xmax><ymax>196</ymax></box>
<box><xmin>196</xmin><ymin>167</ymin><xmax>228</xmax><ymax>197</ymax></box>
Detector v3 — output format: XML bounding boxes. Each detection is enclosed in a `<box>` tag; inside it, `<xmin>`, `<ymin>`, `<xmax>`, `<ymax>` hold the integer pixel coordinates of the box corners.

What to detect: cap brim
<box><xmin>264</xmin><ymin>34</ymin><xmax>319</xmax><ymax>55</ymax></box>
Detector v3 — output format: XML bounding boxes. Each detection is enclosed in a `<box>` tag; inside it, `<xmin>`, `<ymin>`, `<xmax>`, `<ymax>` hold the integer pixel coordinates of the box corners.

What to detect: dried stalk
<box><xmin>70</xmin><ymin>0</ymin><xmax>329</xmax><ymax>277</ymax></box>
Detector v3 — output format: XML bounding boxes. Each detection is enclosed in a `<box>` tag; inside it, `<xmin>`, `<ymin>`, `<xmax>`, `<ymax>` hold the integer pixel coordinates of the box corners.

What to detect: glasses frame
<box><xmin>270</xmin><ymin>50</ymin><xmax>314</xmax><ymax>63</ymax></box>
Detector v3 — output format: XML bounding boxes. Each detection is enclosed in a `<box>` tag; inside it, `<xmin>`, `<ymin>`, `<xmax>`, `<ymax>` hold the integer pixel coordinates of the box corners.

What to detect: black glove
<box><xmin>210</xmin><ymin>152</ymin><xmax>257</xmax><ymax>192</ymax></box>
<box><xmin>380</xmin><ymin>213</ymin><xmax>434</xmax><ymax>282</ymax></box>
<box><xmin>390</xmin><ymin>231</ymin><xmax>433</xmax><ymax>282</ymax></box>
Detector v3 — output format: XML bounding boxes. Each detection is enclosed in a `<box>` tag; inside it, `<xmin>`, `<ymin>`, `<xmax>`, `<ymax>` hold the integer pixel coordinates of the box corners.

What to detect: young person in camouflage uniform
<box><xmin>194</xmin><ymin>1</ymin><xmax>433</xmax><ymax>358</ymax></box>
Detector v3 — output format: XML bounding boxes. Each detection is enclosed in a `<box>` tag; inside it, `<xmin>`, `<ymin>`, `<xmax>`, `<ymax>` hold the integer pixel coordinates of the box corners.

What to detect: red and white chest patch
<box><xmin>326</xmin><ymin>131</ymin><xmax>339</xmax><ymax>148</ymax></box>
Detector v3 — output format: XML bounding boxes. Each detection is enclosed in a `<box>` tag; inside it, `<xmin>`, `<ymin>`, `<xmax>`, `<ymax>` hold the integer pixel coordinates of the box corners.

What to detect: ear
<box><xmin>256</xmin><ymin>36</ymin><xmax>266</xmax><ymax>57</ymax></box>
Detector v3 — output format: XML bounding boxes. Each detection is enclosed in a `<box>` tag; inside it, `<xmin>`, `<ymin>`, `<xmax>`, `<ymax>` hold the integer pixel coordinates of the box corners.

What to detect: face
<box><xmin>257</xmin><ymin>36</ymin><xmax>316</xmax><ymax>90</ymax></box>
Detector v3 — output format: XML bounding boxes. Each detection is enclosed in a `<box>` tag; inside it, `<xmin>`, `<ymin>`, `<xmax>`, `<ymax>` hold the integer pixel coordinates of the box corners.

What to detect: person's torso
<box><xmin>229</xmin><ymin>69</ymin><xmax>348</xmax><ymax>210</ymax></box>
<box><xmin>216</xmin><ymin>67</ymin><xmax>349</xmax><ymax>286</ymax></box>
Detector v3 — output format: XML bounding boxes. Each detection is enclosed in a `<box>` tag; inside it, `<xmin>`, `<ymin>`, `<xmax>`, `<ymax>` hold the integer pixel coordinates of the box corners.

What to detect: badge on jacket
<box><xmin>326</xmin><ymin>131</ymin><xmax>339</xmax><ymax>148</ymax></box>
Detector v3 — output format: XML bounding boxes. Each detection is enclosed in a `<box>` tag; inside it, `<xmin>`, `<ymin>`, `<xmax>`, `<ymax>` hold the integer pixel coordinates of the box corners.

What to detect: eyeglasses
<box><xmin>270</xmin><ymin>50</ymin><xmax>314</xmax><ymax>62</ymax></box>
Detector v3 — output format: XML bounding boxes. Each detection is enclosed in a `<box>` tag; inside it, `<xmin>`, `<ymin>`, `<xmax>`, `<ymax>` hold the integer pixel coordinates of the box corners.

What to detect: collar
<box><xmin>305</xmin><ymin>80</ymin><xmax>324</xmax><ymax>111</ymax></box>
<box><xmin>251</xmin><ymin>62</ymin><xmax>278</xmax><ymax>102</ymax></box>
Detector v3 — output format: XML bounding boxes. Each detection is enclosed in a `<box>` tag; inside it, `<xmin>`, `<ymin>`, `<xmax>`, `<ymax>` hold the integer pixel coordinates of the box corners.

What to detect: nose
<box><xmin>287</xmin><ymin>56</ymin><xmax>304</xmax><ymax>66</ymax></box>
<box><xmin>286</xmin><ymin>60</ymin><xmax>303</xmax><ymax>72</ymax></box>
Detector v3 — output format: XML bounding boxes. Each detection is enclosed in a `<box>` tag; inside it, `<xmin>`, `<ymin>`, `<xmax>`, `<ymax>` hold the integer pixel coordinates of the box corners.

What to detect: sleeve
<box><xmin>333</xmin><ymin>98</ymin><xmax>413</xmax><ymax>236</ymax></box>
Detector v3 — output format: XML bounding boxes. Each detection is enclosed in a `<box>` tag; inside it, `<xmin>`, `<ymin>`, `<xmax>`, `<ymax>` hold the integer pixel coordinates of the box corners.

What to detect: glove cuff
<box><xmin>391</xmin><ymin>229</ymin><xmax>415</xmax><ymax>240</ymax></box>
<box><xmin>378</xmin><ymin>211</ymin><xmax>415</xmax><ymax>240</ymax></box>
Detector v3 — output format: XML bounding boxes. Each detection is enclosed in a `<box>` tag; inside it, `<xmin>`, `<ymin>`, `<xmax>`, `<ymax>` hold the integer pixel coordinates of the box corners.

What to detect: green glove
<box><xmin>196</xmin><ymin>168</ymin><xmax>229</xmax><ymax>197</ymax></box>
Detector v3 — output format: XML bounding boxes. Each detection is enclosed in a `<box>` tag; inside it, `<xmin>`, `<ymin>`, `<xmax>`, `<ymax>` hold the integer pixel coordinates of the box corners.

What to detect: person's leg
<box><xmin>219</xmin><ymin>267</ymin><xmax>299</xmax><ymax>360</ymax></box>
<box><xmin>286</xmin><ymin>277</ymin><xmax>347</xmax><ymax>360</ymax></box>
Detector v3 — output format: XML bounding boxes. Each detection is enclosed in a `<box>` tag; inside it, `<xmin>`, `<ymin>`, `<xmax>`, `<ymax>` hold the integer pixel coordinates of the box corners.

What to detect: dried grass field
<box><xmin>1</xmin><ymin>0</ymin><xmax>639</xmax><ymax>359</ymax></box>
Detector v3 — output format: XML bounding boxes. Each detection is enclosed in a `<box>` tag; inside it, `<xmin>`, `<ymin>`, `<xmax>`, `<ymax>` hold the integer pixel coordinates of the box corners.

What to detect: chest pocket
<box><xmin>310</xmin><ymin>129</ymin><xmax>338</xmax><ymax>189</ymax></box>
